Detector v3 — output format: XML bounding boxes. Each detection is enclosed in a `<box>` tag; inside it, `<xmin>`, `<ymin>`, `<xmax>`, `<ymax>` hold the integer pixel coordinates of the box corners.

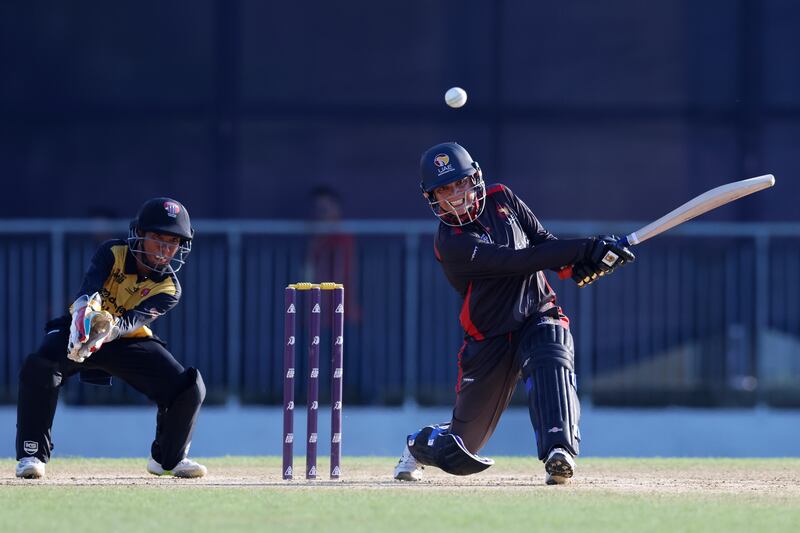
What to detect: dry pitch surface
<box><xmin>2</xmin><ymin>456</ymin><xmax>800</xmax><ymax>497</ymax></box>
<box><xmin>2</xmin><ymin>457</ymin><xmax>800</xmax><ymax>532</ymax></box>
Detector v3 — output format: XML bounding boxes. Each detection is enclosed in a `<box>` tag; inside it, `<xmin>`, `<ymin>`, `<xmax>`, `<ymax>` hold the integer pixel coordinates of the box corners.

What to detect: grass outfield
<box><xmin>1</xmin><ymin>457</ymin><xmax>799</xmax><ymax>532</ymax></box>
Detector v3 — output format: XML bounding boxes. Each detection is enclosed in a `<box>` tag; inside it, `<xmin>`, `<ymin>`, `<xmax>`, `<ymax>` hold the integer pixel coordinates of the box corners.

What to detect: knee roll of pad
<box><xmin>407</xmin><ymin>424</ymin><xmax>494</xmax><ymax>476</ymax></box>
<box><xmin>521</xmin><ymin>324</ymin><xmax>581</xmax><ymax>460</ymax></box>
<box><xmin>524</xmin><ymin>321</ymin><xmax>574</xmax><ymax>355</ymax></box>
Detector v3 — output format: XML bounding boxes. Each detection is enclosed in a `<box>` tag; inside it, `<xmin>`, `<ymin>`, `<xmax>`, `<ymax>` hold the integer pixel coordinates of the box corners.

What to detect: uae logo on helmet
<box><xmin>433</xmin><ymin>153</ymin><xmax>454</xmax><ymax>176</ymax></box>
<box><xmin>163</xmin><ymin>201</ymin><xmax>181</xmax><ymax>218</ymax></box>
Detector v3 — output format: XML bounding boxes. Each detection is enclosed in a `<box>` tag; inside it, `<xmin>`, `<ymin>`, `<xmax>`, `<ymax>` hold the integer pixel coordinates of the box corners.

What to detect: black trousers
<box><xmin>450</xmin><ymin>316</ymin><xmax>579</xmax><ymax>459</ymax></box>
<box><xmin>450</xmin><ymin>328</ymin><xmax>522</xmax><ymax>454</ymax></box>
<box><xmin>16</xmin><ymin>318</ymin><xmax>205</xmax><ymax>469</ymax></box>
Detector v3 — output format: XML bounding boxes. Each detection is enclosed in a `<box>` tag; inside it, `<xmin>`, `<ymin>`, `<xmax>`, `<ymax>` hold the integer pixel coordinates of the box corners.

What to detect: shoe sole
<box><xmin>394</xmin><ymin>470</ymin><xmax>421</xmax><ymax>482</ymax></box>
<box><xmin>173</xmin><ymin>469</ymin><xmax>207</xmax><ymax>478</ymax></box>
<box><xmin>545</xmin><ymin>452</ymin><xmax>574</xmax><ymax>485</ymax></box>
<box><xmin>148</xmin><ymin>469</ymin><xmax>206</xmax><ymax>478</ymax></box>
<box><xmin>545</xmin><ymin>474</ymin><xmax>570</xmax><ymax>485</ymax></box>
<box><xmin>16</xmin><ymin>469</ymin><xmax>44</xmax><ymax>479</ymax></box>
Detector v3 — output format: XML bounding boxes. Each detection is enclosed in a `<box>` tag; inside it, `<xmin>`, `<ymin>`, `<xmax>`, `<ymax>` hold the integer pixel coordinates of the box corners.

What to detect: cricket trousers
<box><xmin>16</xmin><ymin>317</ymin><xmax>205</xmax><ymax>470</ymax></box>
<box><xmin>450</xmin><ymin>315</ymin><xmax>579</xmax><ymax>458</ymax></box>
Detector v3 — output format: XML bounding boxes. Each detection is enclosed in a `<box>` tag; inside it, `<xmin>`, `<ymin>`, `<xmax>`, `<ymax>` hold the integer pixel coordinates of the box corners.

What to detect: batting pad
<box><xmin>521</xmin><ymin>323</ymin><xmax>581</xmax><ymax>460</ymax></box>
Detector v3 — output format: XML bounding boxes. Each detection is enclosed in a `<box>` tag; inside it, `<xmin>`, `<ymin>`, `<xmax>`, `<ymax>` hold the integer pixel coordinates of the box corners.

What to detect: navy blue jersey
<box><xmin>434</xmin><ymin>184</ymin><xmax>592</xmax><ymax>340</ymax></box>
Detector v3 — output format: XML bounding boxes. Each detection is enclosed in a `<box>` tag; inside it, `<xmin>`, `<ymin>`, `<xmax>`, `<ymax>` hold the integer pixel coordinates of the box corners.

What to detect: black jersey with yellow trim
<box><xmin>75</xmin><ymin>239</ymin><xmax>181</xmax><ymax>339</ymax></box>
<box><xmin>433</xmin><ymin>183</ymin><xmax>593</xmax><ymax>341</ymax></box>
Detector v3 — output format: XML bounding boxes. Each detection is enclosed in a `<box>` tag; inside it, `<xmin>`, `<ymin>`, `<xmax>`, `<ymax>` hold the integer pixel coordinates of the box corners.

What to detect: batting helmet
<box><xmin>419</xmin><ymin>142</ymin><xmax>486</xmax><ymax>226</ymax></box>
<box><xmin>132</xmin><ymin>197</ymin><xmax>194</xmax><ymax>241</ymax></box>
<box><xmin>128</xmin><ymin>197</ymin><xmax>194</xmax><ymax>274</ymax></box>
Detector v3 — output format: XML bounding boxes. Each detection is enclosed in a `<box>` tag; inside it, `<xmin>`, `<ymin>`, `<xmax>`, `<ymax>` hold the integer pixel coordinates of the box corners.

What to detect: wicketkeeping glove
<box><xmin>67</xmin><ymin>292</ymin><xmax>118</xmax><ymax>363</ymax></box>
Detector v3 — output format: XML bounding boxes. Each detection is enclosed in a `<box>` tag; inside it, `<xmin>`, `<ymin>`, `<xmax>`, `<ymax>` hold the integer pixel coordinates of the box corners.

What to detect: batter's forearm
<box><xmin>446</xmin><ymin>239</ymin><xmax>592</xmax><ymax>279</ymax></box>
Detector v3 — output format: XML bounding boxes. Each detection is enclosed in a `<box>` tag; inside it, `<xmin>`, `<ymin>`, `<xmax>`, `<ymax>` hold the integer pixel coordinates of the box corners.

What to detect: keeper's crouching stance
<box><xmin>15</xmin><ymin>198</ymin><xmax>207</xmax><ymax>479</ymax></box>
<box><xmin>395</xmin><ymin>143</ymin><xmax>634</xmax><ymax>484</ymax></box>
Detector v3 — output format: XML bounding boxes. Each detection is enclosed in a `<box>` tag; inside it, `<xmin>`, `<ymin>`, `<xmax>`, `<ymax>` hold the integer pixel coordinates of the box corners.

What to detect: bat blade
<box><xmin>623</xmin><ymin>174</ymin><xmax>775</xmax><ymax>246</ymax></box>
<box><xmin>558</xmin><ymin>174</ymin><xmax>776</xmax><ymax>282</ymax></box>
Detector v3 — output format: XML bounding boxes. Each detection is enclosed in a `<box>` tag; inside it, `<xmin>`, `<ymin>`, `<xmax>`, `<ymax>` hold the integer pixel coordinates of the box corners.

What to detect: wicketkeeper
<box><xmin>15</xmin><ymin>197</ymin><xmax>207</xmax><ymax>479</ymax></box>
<box><xmin>394</xmin><ymin>143</ymin><xmax>635</xmax><ymax>484</ymax></box>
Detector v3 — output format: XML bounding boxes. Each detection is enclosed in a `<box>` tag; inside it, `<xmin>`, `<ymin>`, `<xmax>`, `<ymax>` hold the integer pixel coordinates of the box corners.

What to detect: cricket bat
<box><xmin>558</xmin><ymin>174</ymin><xmax>776</xmax><ymax>280</ymax></box>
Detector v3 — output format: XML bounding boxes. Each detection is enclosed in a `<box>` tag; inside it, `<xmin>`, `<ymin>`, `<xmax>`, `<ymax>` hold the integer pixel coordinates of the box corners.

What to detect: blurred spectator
<box><xmin>306</xmin><ymin>185</ymin><xmax>360</xmax><ymax>323</ymax></box>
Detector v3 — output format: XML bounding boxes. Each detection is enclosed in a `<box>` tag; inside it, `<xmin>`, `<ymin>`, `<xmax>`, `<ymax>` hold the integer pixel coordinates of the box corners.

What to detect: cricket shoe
<box><xmin>544</xmin><ymin>447</ymin><xmax>576</xmax><ymax>485</ymax></box>
<box><xmin>393</xmin><ymin>444</ymin><xmax>423</xmax><ymax>481</ymax></box>
<box><xmin>147</xmin><ymin>457</ymin><xmax>207</xmax><ymax>478</ymax></box>
<box><xmin>16</xmin><ymin>457</ymin><xmax>45</xmax><ymax>479</ymax></box>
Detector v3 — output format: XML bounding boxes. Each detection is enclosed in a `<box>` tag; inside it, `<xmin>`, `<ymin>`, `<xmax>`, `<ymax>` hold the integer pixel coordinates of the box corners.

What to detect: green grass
<box><xmin>1</xmin><ymin>457</ymin><xmax>799</xmax><ymax>533</ymax></box>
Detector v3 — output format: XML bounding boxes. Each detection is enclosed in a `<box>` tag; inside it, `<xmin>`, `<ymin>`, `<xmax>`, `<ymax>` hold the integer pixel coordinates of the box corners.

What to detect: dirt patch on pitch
<box><xmin>2</xmin><ymin>458</ymin><xmax>800</xmax><ymax>498</ymax></box>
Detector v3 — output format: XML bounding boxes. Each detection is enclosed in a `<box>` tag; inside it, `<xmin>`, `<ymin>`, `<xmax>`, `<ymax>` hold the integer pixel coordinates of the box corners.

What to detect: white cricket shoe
<box><xmin>544</xmin><ymin>447</ymin><xmax>576</xmax><ymax>485</ymax></box>
<box><xmin>147</xmin><ymin>457</ymin><xmax>207</xmax><ymax>478</ymax></box>
<box><xmin>394</xmin><ymin>444</ymin><xmax>423</xmax><ymax>481</ymax></box>
<box><xmin>16</xmin><ymin>457</ymin><xmax>45</xmax><ymax>479</ymax></box>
